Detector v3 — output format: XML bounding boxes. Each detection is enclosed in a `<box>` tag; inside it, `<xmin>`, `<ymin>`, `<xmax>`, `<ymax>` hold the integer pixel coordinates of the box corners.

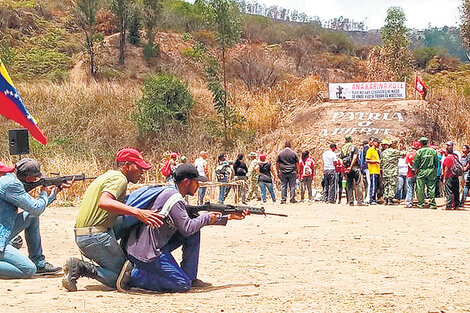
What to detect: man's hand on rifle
<box><xmin>228</xmin><ymin>209</ymin><xmax>249</xmax><ymax>220</ymax></box>
<box><xmin>208</xmin><ymin>212</ymin><xmax>222</xmax><ymax>224</ymax></box>
<box><xmin>41</xmin><ymin>185</ymin><xmax>56</xmax><ymax>196</ymax></box>
<box><xmin>58</xmin><ymin>178</ymin><xmax>75</xmax><ymax>192</ymax></box>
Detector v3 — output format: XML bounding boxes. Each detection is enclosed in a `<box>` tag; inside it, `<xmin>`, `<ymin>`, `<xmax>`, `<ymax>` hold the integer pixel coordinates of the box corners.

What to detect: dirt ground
<box><xmin>1</xmin><ymin>197</ymin><xmax>470</xmax><ymax>313</ymax></box>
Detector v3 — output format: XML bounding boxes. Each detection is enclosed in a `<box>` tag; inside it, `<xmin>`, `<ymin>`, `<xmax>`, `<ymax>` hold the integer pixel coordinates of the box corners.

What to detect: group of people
<box><xmin>0</xmin><ymin>148</ymin><xmax>247</xmax><ymax>294</ymax></box>
<box><xmin>321</xmin><ymin>135</ymin><xmax>469</xmax><ymax>210</ymax></box>
<box><xmin>1</xmin><ymin>136</ymin><xmax>469</xmax><ymax>293</ymax></box>
<box><xmin>172</xmin><ymin>141</ymin><xmax>316</xmax><ymax>206</ymax></box>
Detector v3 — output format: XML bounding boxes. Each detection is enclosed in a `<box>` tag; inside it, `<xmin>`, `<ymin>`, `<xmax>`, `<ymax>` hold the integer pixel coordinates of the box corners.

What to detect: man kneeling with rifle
<box><xmin>0</xmin><ymin>158</ymin><xmax>72</xmax><ymax>278</ymax></box>
<box><xmin>116</xmin><ymin>163</ymin><xmax>247</xmax><ymax>292</ymax></box>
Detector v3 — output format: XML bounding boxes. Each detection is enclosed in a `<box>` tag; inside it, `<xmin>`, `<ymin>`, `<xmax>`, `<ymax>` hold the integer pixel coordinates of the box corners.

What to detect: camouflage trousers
<box><xmin>382</xmin><ymin>173</ymin><xmax>398</xmax><ymax>199</ymax></box>
<box><xmin>246</xmin><ymin>175</ymin><xmax>261</xmax><ymax>200</ymax></box>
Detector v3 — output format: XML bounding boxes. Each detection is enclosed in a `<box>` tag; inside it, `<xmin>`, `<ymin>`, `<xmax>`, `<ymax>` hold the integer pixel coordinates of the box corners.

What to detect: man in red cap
<box><xmin>62</xmin><ymin>148</ymin><xmax>164</xmax><ymax>292</ymax></box>
<box><xmin>0</xmin><ymin>159</ymin><xmax>68</xmax><ymax>278</ymax></box>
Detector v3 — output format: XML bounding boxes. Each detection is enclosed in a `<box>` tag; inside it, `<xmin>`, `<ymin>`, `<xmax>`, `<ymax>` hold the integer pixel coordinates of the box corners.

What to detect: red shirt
<box><xmin>443</xmin><ymin>154</ymin><xmax>456</xmax><ymax>179</ymax></box>
<box><xmin>299</xmin><ymin>157</ymin><xmax>315</xmax><ymax>179</ymax></box>
<box><xmin>405</xmin><ymin>150</ymin><xmax>418</xmax><ymax>178</ymax></box>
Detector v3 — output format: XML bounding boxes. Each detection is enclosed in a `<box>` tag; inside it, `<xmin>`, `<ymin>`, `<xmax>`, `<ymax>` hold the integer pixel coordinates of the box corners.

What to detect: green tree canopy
<box><xmin>381</xmin><ymin>6</ymin><xmax>409</xmax><ymax>49</ymax></box>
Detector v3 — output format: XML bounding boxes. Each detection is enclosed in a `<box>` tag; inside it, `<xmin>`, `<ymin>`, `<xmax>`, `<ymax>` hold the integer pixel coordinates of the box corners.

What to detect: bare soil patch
<box><xmin>1</xmin><ymin>198</ymin><xmax>469</xmax><ymax>312</ymax></box>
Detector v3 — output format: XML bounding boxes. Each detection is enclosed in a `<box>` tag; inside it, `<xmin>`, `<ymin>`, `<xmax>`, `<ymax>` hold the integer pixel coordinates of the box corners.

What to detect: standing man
<box><xmin>276</xmin><ymin>141</ymin><xmax>299</xmax><ymax>204</ymax></box>
<box><xmin>62</xmin><ymin>148</ymin><xmax>164</xmax><ymax>292</ymax></box>
<box><xmin>322</xmin><ymin>143</ymin><xmax>338</xmax><ymax>204</ymax></box>
<box><xmin>366</xmin><ymin>138</ymin><xmax>381</xmax><ymax>205</ymax></box>
<box><xmin>381</xmin><ymin>139</ymin><xmax>402</xmax><ymax>205</ymax></box>
<box><xmin>340</xmin><ymin>135</ymin><xmax>363</xmax><ymax>206</ymax></box>
<box><xmin>442</xmin><ymin>142</ymin><xmax>461</xmax><ymax>210</ymax></box>
<box><xmin>246</xmin><ymin>152</ymin><xmax>261</xmax><ymax>201</ymax></box>
<box><xmin>194</xmin><ymin>151</ymin><xmax>209</xmax><ymax>205</ymax></box>
<box><xmin>0</xmin><ymin>159</ymin><xmax>67</xmax><ymax>278</ymax></box>
<box><xmin>413</xmin><ymin>137</ymin><xmax>438</xmax><ymax>209</ymax></box>
<box><xmin>215</xmin><ymin>154</ymin><xmax>231</xmax><ymax>204</ymax></box>
<box><xmin>405</xmin><ymin>141</ymin><xmax>421</xmax><ymax>207</ymax></box>
<box><xmin>359</xmin><ymin>140</ymin><xmax>371</xmax><ymax>204</ymax></box>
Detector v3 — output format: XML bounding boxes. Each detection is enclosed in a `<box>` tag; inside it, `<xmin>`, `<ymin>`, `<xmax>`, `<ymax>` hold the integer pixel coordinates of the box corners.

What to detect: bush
<box><xmin>12</xmin><ymin>48</ymin><xmax>72</xmax><ymax>79</ymax></box>
<box><xmin>133</xmin><ymin>74</ymin><xmax>194</xmax><ymax>135</ymax></box>
<box><xmin>182</xmin><ymin>42</ymin><xmax>207</xmax><ymax>60</ymax></box>
<box><xmin>143</xmin><ymin>42</ymin><xmax>159</xmax><ymax>59</ymax></box>
<box><xmin>413</xmin><ymin>47</ymin><xmax>442</xmax><ymax>68</ymax></box>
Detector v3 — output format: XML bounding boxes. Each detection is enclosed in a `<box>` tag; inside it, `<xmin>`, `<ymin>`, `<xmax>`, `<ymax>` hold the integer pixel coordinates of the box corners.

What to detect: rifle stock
<box><xmin>185</xmin><ymin>203</ymin><xmax>288</xmax><ymax>218</ymax></box>
<box><xmin>23</xmin><ymin>173</ymin><xmax>95</xmax><ymax>192</ymax></box>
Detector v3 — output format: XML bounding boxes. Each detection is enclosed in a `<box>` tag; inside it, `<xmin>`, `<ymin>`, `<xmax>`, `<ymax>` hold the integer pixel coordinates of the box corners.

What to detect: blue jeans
<box><xmin>198</xmin><ymin>187</ymin><xmax>206</xmax><ymax>205</ymax></box>
<box><xmin>406</xmin><ymin>177</ymin><xmax>416</xmax><ymax>206</ymax></box>
<box><xmin>369</xmin><ymin>174</ymin><xmax>379</xmax><ymax>203</ymax></box>
<box><xmin>129</xmin><ymin>231</ymin><xmax>200</xmax><ymax>292</ymax></box>
<box><xmin>218</xmin><ymin>177</ymin><xmax>228</xmax><ymax>204</ymax></box>
<box><xmin>259</xmin><ymin>182</ymin><xmax>276</xmax><ymax>203</ymax></box>
<box><xmin>75</xmin><ymin>229</ymin><xmax>126</xmax><ymax>288</ymax></box>
<box><xmin>0</xmin><ymin>212</ymin><xmax>45</xmax><ymax>278</ymax></box>
<box><xmin>396</xmin><ymin>175</ymin><xmax>407</xmax><ymax>200</ymax></box>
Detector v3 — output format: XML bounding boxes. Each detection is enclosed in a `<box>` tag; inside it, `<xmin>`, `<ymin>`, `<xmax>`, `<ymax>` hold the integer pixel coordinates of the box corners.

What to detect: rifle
<box><xmin>23</xmin><ymin>173</ymin><xmax>96</xmax><ymax>192</ymax></box>
<box><xmin>185</xmin><ymin>202</ymin><xmax>288</xmax><ymax>218</ymax></box>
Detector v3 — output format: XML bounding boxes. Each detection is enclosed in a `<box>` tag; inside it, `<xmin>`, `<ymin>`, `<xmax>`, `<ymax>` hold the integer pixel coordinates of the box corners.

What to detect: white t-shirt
<box><xmin>398</xmin><ymin>158</ymin><xmax>407</xmax><ymax>176</ymax></box>
<box><xmin>194</xmin><ymin>157</ymin><xmax>207</xmax><ymax>177</ymax></box>
<box><xmin>322</xmin><ymin>150</ymin><xmax>338</xmax><ymax>171</ymax></box>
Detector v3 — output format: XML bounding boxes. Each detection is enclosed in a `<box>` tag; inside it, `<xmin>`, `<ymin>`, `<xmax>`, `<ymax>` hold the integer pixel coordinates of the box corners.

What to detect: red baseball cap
<box><xmin>170</xmin><ymin>152</ymin><xmax>178</xmax><ymax>159</ymax></box>
<box><xmin>412</xmin><ymin>141</ymin><xmax>422</xmax><ymax>149</ymax></box>
<box><xmin>0</xmin><ymin>160</ymin><xmax>15</xmax><ymax>173</ymax></box>
<box><xmin>116</xmin><ymin>148</ymin><xmax>152</xmax><ymax>170</ymax></box>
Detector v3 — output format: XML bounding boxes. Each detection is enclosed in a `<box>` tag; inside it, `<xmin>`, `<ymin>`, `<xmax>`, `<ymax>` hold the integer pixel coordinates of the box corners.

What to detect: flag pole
<box><xmin>414</xmin><ymin>72</ymin><xmax>417</xmax><ymax>100</ymax></box>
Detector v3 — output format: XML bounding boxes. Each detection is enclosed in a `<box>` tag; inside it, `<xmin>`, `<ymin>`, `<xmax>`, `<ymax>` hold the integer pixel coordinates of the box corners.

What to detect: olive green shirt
<box><xmin>75</xmin><ymin>170</ymin><xmax>128</xmax><ymax>228</ymax></box>
<box><xmin>412</xmin><ymin>147</ymin><xmax>438</xmax><ymax>178</ymax></box>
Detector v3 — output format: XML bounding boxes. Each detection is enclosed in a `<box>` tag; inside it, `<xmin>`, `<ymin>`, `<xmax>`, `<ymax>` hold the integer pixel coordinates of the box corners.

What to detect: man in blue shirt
<box><xmin>117</xmin><ymin>164</ymin><xmax>247</xmax><ymax>292</ymax></box>
<box><xmin>0</xmin><ymin>158</ymin><xmax>68</xmax><ymax>278</ymax></box>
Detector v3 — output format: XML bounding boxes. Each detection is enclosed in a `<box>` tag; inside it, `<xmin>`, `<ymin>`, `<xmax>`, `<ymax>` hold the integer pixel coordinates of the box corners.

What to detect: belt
<box><xmin>74</xmin><ymin>226</ymin><xmax>109</xmax><ymax>236</ymax></box>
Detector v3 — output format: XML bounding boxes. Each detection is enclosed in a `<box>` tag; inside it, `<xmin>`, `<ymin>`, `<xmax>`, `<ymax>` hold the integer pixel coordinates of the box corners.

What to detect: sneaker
<box><xmin>11</xmin><ymin>236</ymin><xmax>23</xmax><ymax>249</ymax></box>
<box><xmin>36</xmin><ymin>262</ymin><xmax>62</xmax><ymax>276</ymax></box>
<box><xmin>370</xmin><ymin>202</ymin><xmax>377</xmax><ymax>205</ymax></box>
<box><xmin>116</xmin><ymin>260</ymin><xmax>133</xmax><ymax>292</ymax></box>
<box><xmin>62</xmin><ymin>257</ymin><xmax>80</xmax><ymax>291</ymax></box>
<box><xmin>280</xmin><ymin>200</ymin><xmax>286</xmax><ymax>204</ymax></box>
<box><xmin>191</xmin><ymin>278</ymin><xmax>212</xmax><ymax>288</ymax></box>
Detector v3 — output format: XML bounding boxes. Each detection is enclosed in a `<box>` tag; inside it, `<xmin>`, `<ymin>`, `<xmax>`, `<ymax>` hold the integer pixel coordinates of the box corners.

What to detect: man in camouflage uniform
<box><xmin>246</xmin><ymin>152</ymin><xmax>261</xmax><ymax>201</ymax></box>
<box><xmin>381</xmin><ymin>139</ymin><xmax>402</xmax><ymax>205</ymax></box>
<box><xmin>413</xmin><ymin>137</ymin><xmax>438</xmax><ymax>209</ymax></box>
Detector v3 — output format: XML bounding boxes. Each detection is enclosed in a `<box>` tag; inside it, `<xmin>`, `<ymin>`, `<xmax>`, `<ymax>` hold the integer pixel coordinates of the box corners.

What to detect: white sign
<box><xmin>320</xmin><ymin>111</ymin><xmax>405</xmax><ymax>137</ymax></box>
<box><xmin>329</xmin><ymin>82</ymin><xmax>406</xmax><ymax>100</ymax></box>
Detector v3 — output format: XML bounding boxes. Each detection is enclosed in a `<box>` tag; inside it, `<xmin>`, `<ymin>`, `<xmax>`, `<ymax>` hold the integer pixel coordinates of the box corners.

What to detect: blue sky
<box><xmin>254</xmin><ymin>0</ymin><xmax>461</xmax><ymax>29</ymax></box>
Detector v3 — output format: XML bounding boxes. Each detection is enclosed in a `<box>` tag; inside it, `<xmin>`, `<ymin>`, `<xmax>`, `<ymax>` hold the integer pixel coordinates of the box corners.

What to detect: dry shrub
<box><xmin>95</xmin><ymin>9</ymin><xmax>119</xmax><ymax>36</ymax></box>
<box><xmin>228</xmin><ymin>45</ymin><xmax>286</xmax><ymax>91</ymax></box>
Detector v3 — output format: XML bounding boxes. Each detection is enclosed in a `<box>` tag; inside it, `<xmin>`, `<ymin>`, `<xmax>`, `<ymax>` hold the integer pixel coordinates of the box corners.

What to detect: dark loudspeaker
<box><xmin>9</xmin><ymin>129</ymin><xmax>30</xmax><ymax>155</ymax></box>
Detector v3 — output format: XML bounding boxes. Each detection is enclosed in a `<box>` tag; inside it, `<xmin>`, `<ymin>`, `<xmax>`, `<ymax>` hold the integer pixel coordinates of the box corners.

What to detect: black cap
<box><xmin>174</xmin><ymin>163</ymin><xmax>208</xmax><ymax>183</ymax></box>
<box><xmin>15</xmin><ymin>158</ymin><xmax>43</xmax><ymax>178</ymax></box>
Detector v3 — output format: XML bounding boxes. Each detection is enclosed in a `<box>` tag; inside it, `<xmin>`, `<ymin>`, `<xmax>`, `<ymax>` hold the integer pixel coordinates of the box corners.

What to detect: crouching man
<box><xmin>62</xmin><ymin>148</ymin><xmax>164</xmax><ymax>291</ymax></box>
<box><xmin>117</xmin><ymin>163</ymin><xmax>247</xmax><ymax>292</ymax></box>
<box><xmin>0</xmin><ymin>159</ymin><xmax>69</xmax><ymax>278</ymax></box>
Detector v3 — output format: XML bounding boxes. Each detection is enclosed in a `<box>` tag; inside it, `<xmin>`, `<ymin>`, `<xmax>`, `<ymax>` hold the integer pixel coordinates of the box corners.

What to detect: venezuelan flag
<box><xmin>0</xmin><ymin>60</ymin><xmax>47</xmax><ymax>145</ymax></box>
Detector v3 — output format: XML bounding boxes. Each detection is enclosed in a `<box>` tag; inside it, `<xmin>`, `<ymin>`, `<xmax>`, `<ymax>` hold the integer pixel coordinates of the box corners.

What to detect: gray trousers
<box><xmin>280</xmin><ymin>172</ymin><xmax>297</xmax><ymax>202</ymax></box>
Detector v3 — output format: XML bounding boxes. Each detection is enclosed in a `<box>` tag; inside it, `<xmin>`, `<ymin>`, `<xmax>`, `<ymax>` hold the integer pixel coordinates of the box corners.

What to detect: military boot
<box><xmin>62</xmin><ymin>257</ymin><xmax>98</xmax><ymax>292</ymax></box>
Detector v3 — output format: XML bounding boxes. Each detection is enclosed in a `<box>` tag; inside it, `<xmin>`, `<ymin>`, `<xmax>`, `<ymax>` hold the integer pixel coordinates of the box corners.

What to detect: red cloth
<box><xmin>405</xmin><ymin>150</ymin><xmax>417</xmax><ymax>178</ymax></box>
<box><xmin>443</xmin><ymin>154</ymin><xmax>456</xmax><ymax>179</ymax></box>
<box><xmin>415</xmin><ymin>76</ymin><xmax>427</xmax><ymax>95</ymax></box>
<box><xmin>299</xmin><ymin>157</ymin><xmax>315</xmax><ymax>179</ymax></box>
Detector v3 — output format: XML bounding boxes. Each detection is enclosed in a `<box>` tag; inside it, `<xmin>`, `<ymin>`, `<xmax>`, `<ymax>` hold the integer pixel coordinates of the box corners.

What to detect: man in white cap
<box><xmin>0</xmin><ymin>158</ymin><xmax>66</xmax><ymax>278</ymax></box>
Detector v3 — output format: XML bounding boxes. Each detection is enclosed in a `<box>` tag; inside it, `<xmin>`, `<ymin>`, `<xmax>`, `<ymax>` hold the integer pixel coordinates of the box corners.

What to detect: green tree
<box><xmin>460</xmin><ymin>0</ymin><xmax>470</xmax><ymax>59</ymax></box>
<box><xmin>143</xmin><ymin>0</ymin><xmax>162</xmax><ymax>46</ymax></box>
<box><xmin>368</xmin><ymin>6</ymin><xmax>413</xmax><ymax>81</ymax></box>
<box><xmin>381</xmin><ymin>6</ymin><xmax>409</xmax><ymax>49</ymax></box>
<box><xmin>111</xmin><ymin>0</ymin><xmax>132</xmax><ymax>64</ymax></box>
<box><xmin>201</xmin><ymin>0</ymin><xmax>242</xmax><ymax>147</ymax></box>
<box><xmin>133</xmin><ymin>74</ymin><xmax>194</xmax><ymax>134</ymax></box>
<box><xmin>74</xmin><ymin>0</ymin><xmax>101</xmax><ymax>76</ymax></box>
